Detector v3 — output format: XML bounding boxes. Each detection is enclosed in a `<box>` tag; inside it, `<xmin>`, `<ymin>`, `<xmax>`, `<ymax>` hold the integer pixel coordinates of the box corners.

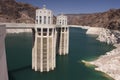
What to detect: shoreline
<box><xmin>89</xmin><ymin>46</ymin><xmax>120</xmax><ymax>80</ymax></box>
<box><xmin>81</xmin><ymin>60</ymin><xmax>114</xmax><ymax>80</ymax></box>
<box><xmin>85</xmin><ymin>27</ymin><xmax>120</xmax><ymax>80</ymax></box>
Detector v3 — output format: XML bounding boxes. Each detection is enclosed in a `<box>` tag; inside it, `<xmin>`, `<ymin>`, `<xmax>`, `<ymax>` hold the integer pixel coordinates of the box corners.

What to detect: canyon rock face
<box><xmin>0</xmin><ymin>0</ymin><xmax>56</xmax><ymax>24</ymax></box>
<box><xmin>0</xmin><ymin>0</ymin><xmax>38</xmax><ymax>23</ymax></box>
<box><xmin>0</xmin><ymin>0</ymin><xmax>120</xmax><ymax>30</ymax></box>
<box><xmin>86</xmin><ymin>27</ymin><xmax>120</xmax><ymax>80</ymax></box>
<box><xmin>66</xmin><ymin>9</ymin><xmax>120</xmax><ymax>30</ymax></box>
<box><xmin>97</xmin><ymin>28</ymin><xmax>118</xmax><ymax>44</ymax></box>
<box><xmin>86</xmin><ymin>27</ymin><xmax>103</xmax><ymax>35</ymax></box>
<box><xmin>86</xmin><ymin>27</ymin><xmax>120</xmax><ymax>44</ymax></box>
<box><xmin>90</xmin><ymin>46</ymin><xmax>120</xmax><ymax>80</ymax></box>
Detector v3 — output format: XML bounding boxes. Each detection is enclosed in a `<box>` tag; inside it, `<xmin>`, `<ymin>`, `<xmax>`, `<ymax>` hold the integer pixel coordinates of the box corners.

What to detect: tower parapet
<box><xmin>35</xmin><ymin>5</ymin><xmax>53</xmax><ymax>25</ymax></box>
<box><xmin>56</xmin><ymin>14</ymin><xmax>67</xmax><ymax>26</ymax></box>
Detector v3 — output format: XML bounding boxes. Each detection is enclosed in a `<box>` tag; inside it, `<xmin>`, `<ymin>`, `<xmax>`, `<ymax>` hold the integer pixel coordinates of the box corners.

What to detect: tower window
<box><xmin>37</xmin><ymin>28</ymin><xmax>41</xmax><ymax>32</ymax></box>
<box><xmin>43</xmin><ymin>28</ymin><xmax>47</xmax><ymax>36</ymax></box>
<box><xmin>37</xmin><ymin>28</ymin><xmax>41</xmax><ymax>35</ymax></box>
<box><xmin>44</xmin><ymin>16</ymin><xmax>46</xmax><ymax>24</ymax></box>
<box><xmin>49</xmin><ymin>28</ymin><xmax>52</xmax><ymax>36</ymax></box>
<box><xmin>62</xmin><ymin>20</ymin><xmax>64</xmax><ymax>25</ymax></box>
<box><xmin>48</xmin><ymin>16</ymin><xmax>50</xmax><ymax>24</ymax></box>
<box><xmin>62</xmin><ymin>27</ymin><xmax>64</xmax><ymax>31</ymax></box>
<box><xmin>39</xmin><ymin>16</ymin><xmax>42</xmax><ymax>24</ymax></box>
<box><xmin>60</xmin><ymin>20</ymin><xmax>61</xmax><ymax>25</ymax></box>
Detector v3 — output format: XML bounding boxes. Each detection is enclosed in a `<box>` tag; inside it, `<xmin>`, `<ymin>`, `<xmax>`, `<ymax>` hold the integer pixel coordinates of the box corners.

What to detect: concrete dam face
<box><xmin>0</xmin><ymin>25</ymin><xmax>8</xmax><ymax>80</ymax></box>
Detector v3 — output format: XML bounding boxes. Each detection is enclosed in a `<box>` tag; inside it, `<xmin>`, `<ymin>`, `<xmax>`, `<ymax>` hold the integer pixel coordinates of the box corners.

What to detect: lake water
<box><xmin>5</xmin><ymin>28</ymin><xmax>114</xmax><ymax>80</ymax></box>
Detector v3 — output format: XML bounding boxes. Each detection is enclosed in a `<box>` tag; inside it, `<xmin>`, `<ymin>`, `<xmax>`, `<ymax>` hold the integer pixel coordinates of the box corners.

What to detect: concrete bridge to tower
<box><xmin>0</xmin><ymin>23</ymin><xmax>89</xmax><ymax>29</ymax></box>
<box><xmin>0</xmin><ymin>23</ymin><xmax>35</xmax><ymax>29</ymax></box>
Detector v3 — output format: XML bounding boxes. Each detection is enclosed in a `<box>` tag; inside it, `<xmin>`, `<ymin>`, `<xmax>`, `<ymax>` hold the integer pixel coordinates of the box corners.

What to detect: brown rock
<box><xmin>0</xmin><ymin>0</ymin><xmax>38</xmax><ymax>23</ymax></box>
<box><xmin>66</xmin><ymin>9</ymin><xmax>120</xmax><ymax>30</ymax></box>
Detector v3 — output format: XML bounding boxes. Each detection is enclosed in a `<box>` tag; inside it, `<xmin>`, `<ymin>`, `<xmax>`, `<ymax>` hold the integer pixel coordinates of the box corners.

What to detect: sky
<box><xmin>16</xmin><ymin>0</ymin><xmax>120</xmax><ymax>15</ymax></box>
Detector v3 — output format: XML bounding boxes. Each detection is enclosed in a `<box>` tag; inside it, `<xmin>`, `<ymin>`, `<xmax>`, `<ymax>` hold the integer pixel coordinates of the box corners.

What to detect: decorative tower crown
<box><xmin>56</xmin><ymin>14</ymin><xmax>67</xmax><ymax>26</ymax></box>
<box><xmin>36</xmin><ymin>5</ymin><xmax>53</xmax><ymax>25</ymax></box>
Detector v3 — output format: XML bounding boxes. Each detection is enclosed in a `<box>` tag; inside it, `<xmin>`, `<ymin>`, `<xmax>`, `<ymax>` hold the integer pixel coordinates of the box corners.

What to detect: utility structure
<box><xmin>32</xmin><ymin>5</ymin><xmax>56</xmax><ymax>72</ymax></box>
<box><xmin>56</xmin><ymin>14</ymin><xmax>69</xmax><ymax>55</ymax></box>
<box><xmin>32</xmin><ymin>5</ymin><xmax>69</xmax><ymax>72</ymax></box>
<box><xmin>0</xmin><ymin>5</ymin><xmax>71</xmax><ymax>80</ymax></box>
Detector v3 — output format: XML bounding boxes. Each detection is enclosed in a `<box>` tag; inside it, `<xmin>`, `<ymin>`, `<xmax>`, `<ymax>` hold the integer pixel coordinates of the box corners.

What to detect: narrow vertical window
<box><xmin>62</xmin><ymin>20</ymin><xmax>64</xmax><ymax>25</ymax></box>
<box><xmin>60</xmin><ymin>20</ymin><xmax>61</xmax><ymax>25</ymax></box>
<box><xmin>44</xmin><ymin>16</ymin><xmax>46</xmax><ymax>24</ymax></box>
<box><xmin>40</xmin><ymin>16</ymin><xmax>42</xmax><ymax>24</ymax></box>
<box><xmin>36</xmin><ymin>16</ymin><xmax>38</xmax><ymax>19</ymax></box>
<box><xmin>48</xmin><ymin>16</ymin><xmax>50</xmax><ymax>24</ymax></box>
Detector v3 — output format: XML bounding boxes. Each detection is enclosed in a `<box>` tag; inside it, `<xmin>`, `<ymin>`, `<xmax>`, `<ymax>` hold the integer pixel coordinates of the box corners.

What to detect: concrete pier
<box><xmin>0</xmin><ymin>25</ymin><xmax>8</xmax><ymax>80</ymax></box>
<box><xmin>32</xmin><ymin>25</ymin><xmax>56</xmax><ymax>72</ymax></box>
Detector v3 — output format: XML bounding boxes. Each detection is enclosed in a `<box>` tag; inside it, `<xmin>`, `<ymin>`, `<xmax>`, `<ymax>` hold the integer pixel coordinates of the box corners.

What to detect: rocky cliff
<box><xmin>0</xmin><ymin>0</ymin><xmax>38</xmax><ymax>23</ymax></box>
<box><xmin>86</xmin><ymin>27</ymin><xmax>119</xmax><ymax>44</ymax></box>
<box><xmin>0</xmin><ymin>0</ymin><xmax>56</xmax><ymax>24</ymax></box>
<box><xmin>66</xmin><ymin>9</ymin><xmax>120</xmax><ymax>30</ymax></box>
<box><xmin>97</xmin><ymin>28</ymin><xmax>118</xmax><ymax>44</ymax></box>
<box><xmin>88</xmin><ymin>28</ymin><xmax>120</xmax><ymax>80</ymax></box>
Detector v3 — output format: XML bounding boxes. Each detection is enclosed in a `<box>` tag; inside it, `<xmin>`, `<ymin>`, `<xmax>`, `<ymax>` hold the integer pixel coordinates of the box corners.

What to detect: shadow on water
<box><xmin>9</xmin><ymin>65</ymin><xmax>31</xmax><ymax>72</ymax></box>
<box><xmin>8</xmin><ymin>65</ymin><xmax>31</xmax><ymax>80</ymax></box>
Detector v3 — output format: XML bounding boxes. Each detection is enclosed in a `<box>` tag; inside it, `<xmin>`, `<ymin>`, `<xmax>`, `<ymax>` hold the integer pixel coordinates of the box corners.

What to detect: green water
<box><xmin>6</xmin><ymin>28</ymin><xmax>114</xmax><ymax>80</ymax></box>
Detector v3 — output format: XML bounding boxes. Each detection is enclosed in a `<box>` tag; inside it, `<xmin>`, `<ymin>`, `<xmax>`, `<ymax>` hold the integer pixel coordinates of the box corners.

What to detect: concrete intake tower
<box><xmin>32</xmin><ymin>6</ymin><xmax>69</xmax><ymax>72</ymax></box>
<box><xmin>0</xmin><ymin>5</ymin><xmax>69</xmax><ymax>80</ymax></box>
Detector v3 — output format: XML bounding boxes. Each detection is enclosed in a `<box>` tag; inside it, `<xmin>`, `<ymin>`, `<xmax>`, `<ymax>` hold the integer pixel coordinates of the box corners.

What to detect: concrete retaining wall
<box><xmin>0</xmin><ymin>25</ymin><xmax>8</xmax><ymax>80</ymax></box>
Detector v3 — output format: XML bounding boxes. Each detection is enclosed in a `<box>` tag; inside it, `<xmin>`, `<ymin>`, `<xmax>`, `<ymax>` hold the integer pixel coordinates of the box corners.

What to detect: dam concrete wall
<box><xmin>0</xmin><ymin>25</ymin><xmax>8</xmax><ymax>80</ymax></box>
